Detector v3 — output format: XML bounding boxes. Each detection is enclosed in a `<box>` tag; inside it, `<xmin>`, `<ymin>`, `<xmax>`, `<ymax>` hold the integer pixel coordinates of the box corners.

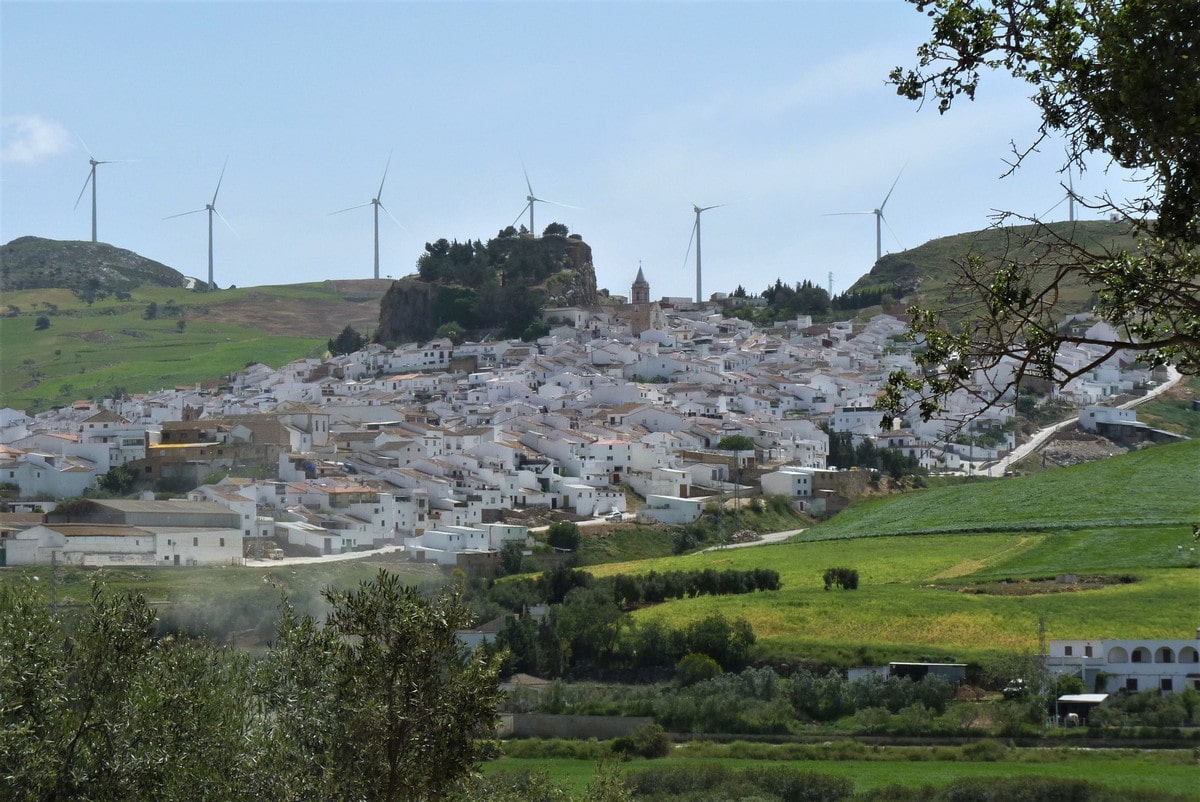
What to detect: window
<box><xmin>1085</xmin><ymin>645</ymin><xmax>1093</xmax><ymax>657</ymax></box>
<box><xmin>244</xmin><ymin>530</ymin><xmax>250</xmax><ymax>536</ymax></box>
<box><xmin>219</xmin><ymin>537</ymin><xmax>225</xmax><ymax>547</ymax></box>
<box><xmin>1064</xmin><ymin>646</ymin><xmax>1073</xmax><ymax>656</ymax></box>
<box><xmin>1161</xmin><ymin>678</ymin><xmax>1173</xmax><ymax>692</ymax></box>
<box><xmin>1125</xmin><ymin>678</ymin><xmax>1138</xmax><ymax>691</ymax></box>
<box><xmin>192</xmin><ymin>537</ymin><xmax>198</xmax><ymax>547</ymax></box>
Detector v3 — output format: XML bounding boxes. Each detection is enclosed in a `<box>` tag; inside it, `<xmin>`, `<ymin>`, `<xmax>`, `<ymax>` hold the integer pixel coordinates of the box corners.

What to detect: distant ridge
<box><xmin>0</xmin><ymin>236</ymin><xmax>189</xmax><ymax>295</ymax></box>
<box><xmin>848</xmin><ymin>219</ymin><xmax>1139</xmax><ymax>315</ymax></box>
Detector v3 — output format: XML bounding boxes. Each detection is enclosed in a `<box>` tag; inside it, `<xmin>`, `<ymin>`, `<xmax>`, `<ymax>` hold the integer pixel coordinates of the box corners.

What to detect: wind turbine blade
<box><xmin>211</xmin><ymin>158</ymin><xmax>228</xmax><ymax>205</ymax></box>
<box><xmin>882</xmin><ymin>215</ymin><xmax>903</xmax><ymax>251</ymax></box>
<box><xmin>378</xmin><ymin>202</ymin><xmax>411</xmax><ymax>235</ymax></box>
<box><xmin>164</xmin><ymin>208</ymin><xmax>206</xmax><ymax>220</ymax></box>
<box><xmin>213</xmin><ymin>207</ymin><xmax>238</xmax><ymax>236</ymax></box>
<box><xmin>74</xmin><ymin>169</ymin><xmax>94</xmax><ymax>210</ymax></box>
<box><xmin>539</xmin><ymin>197</ymin><xmax>579</xmax><ymax>210</ymax></box>
<box><xmin>880</xmin><ymin>164</ymin><xmax>906</xmax><ymax>212</ymax></box>
<box><xmin>697</xmin><ymin>203</ymin><xmax>725</xmax><ymax>213</ymax></box>
<box><xmin>1040</xmin><ymin>194</ymin><xmax>1067</xmax><ymax>219</ymax></box>
<box><xmin>330</xmin><ymin>202</ymin><xmax>373</xmax><ymax>215</ymax></box>
<box><xmin>522</xmin><ymin>164</ymin><xmax>534</xmax><ymax>197</ymax></box>
<box><xmin>378</xmin><ymin>151</ymin><xmax>392</xmax><ymax>201</ymax></box>
<box><xmin>77</xmin><ymin>135</ymin><xmax>95</xmax><ymax>159</ymax></box>
<box><xmin>512</xmin><ymin>202</ymin><xmax>531</xmax><ymax>228</ymax></box>
<box><xmin>683</xmin><ymin>219</ymin><xmax>698</xmax><ymax>269</ymax></box>
<box><xmin>822</xmin><ymin>211</ymin><xmax>874</xmax><ymax>217</ymax></box>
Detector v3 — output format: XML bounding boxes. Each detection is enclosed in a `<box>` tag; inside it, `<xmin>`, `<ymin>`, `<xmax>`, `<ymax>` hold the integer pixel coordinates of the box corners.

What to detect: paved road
<box><xmin>702</xmin><ymin>528</ymin><xmax>804</xmax><ymax>552</ymax></box>
<box><xmin>245</xmin><ymin>543</ymin><xmax>405</xmax><ymax>567</ymax></box>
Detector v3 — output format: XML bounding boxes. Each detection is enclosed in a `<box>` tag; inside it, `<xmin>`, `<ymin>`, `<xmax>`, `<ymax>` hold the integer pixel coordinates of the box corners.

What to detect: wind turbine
<box><xmin>331</xmin><ymin>153</ymin><xmax>405</xmax><ymax>279</ymax></box>
<box><xmin>684</xmin><ymin>202</ymin><xmax>724</xmax><ymax>303</ymax></box>
<box><xmin>512</xmin><ymin>166</ymin><xmax>574</xmax><ymax>235</ymax></box>
<box><xmin>1040</xmin><ymin>162</ymin><xmax>1079</xmax><ymax>222</ymax></box>
<box><xmin>826</xmin><ymin>167</ymin><xmax>905</xmax><ymax>262</ymax></box>
<box><xmin>165</xmin><ymin>159</ymin><xmax>231</xmax><ymax>290</ymax></box>
<box><xmin>74</xmin><ymin>140</ymin><xmax>126</xmax><ymax>243</ymax></box>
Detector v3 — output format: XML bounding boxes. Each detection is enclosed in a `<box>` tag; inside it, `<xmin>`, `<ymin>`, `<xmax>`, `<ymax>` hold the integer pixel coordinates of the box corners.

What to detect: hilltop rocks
<box><xmin>0</xmin><ymin>236</ymin><xmax>188</xmax><ymax>294</ymax></box>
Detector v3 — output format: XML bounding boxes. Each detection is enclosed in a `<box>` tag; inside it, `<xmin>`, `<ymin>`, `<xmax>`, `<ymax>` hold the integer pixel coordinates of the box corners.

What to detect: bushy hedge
<box><xmin>627</xmin><ymin>764</ymin><xmax>852</xmax><ymax>802</ymax></box>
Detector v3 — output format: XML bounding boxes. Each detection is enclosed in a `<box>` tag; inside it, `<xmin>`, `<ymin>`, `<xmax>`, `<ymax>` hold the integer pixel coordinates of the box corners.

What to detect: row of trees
<box><xmin>824</xmin><ymin>429</ymin><xmax>926</xmax><ymax>481</ymax></box>
<box><xmin>1</xmin><ymin>573</ymin><xmax>502</xmax><ymax>802</ymax></box>
<box><xmin>466</xmin><ymin>566</ymin><xmax>773</xmax><ymax>678</ymax></box>
<box><xmin>726</xmin><ymin>280</ymin><xmax>897</xmax><ymax>327</ymax></box>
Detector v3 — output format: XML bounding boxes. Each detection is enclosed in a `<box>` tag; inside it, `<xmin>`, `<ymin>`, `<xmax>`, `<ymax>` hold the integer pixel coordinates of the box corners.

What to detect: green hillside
<box><xmin>598</xmin><ymin>441</ymin><xmax>1199</xmax><ymax>663</ymax></box>
<box><xmin>801</xmin><ymin>440</ymin><xmax>1198</xmax><ymax>541</ymax></box>
<box><xmin>0</xmin><ymin>280</ymin><xmax>391</xmax><ymax>412</ymax></box>
<box><xmin>850</xmin><ymin>219</ymin><xmax>1140</xmax><ymax>316</ymax></box>
<box><xmin>0</xmin><ymin>236</ymin><xmax>187</xmax><ymax>294</ymax></box>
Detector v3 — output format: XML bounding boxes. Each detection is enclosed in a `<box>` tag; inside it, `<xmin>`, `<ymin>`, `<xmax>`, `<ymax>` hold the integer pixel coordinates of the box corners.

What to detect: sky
<box><xmin>1</xmin><ymin>0</ymin><xmax>1135</xmax><ymax>303</ymax></box>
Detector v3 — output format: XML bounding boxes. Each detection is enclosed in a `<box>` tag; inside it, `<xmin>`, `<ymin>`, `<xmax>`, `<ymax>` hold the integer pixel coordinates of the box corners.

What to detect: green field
<box><xmin>589</xmin><ymin>441</ymin><xmax>1200</xmax><ymax>663</ymax></box>
<box><xmin>0</xmin><ymin>282</ymin><xmax>385</xmax><ymax>412</ymax></box>
<box><xmin>1138</xmin><ymin>375</ymin><xmax>1200</xmax><ymax>438</ymax></box>
<box><xmin>489</xmin><ymin>748</ymin><xmax>1200</xmax><ymax>798</ymax></box>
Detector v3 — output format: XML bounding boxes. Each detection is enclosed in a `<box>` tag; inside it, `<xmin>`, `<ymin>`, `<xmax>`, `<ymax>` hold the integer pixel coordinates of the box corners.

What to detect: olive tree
<box><xmin>255</xmin><ymin>570</ymin><xmax>504</xmax><ymax>802</ymax></box>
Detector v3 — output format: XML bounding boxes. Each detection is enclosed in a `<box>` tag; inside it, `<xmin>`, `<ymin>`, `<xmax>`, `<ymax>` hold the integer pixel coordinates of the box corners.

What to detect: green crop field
<box><xmin>488</xmin><ymin>749</ymin><xmax>1199</xmax><ymax>798</ymax></box>
<box><xmin>589</xmin><ymin>441</ymin><xmax>1200</xmax><ymax>663</ymax></box>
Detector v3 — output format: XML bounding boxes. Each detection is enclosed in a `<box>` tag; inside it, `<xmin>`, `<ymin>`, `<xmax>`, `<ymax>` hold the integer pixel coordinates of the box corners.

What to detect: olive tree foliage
<box><xmin>255</xmin><ymin>570</ymin><xmax>505</xmax><ymax>802</ymax></box>
<box><xmin>879</xmin><ymin>0</ymin><xmax>1200</xmax><ymax>425</ymax></box>
<box><xmin>0</xmin><ymin>582</ymin><xmax>256</xmax><ymax>802</ymax></box>
<box><xmin>1</xmin><ymin>573</ymin><xmax>504</xmax><ymax>802</ymax></box>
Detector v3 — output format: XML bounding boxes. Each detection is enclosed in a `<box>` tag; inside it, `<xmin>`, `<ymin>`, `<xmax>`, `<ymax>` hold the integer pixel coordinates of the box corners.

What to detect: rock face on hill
<box><xmin>0</xmin><ymin>237</ymin><xmax>188</xmax><ymax>295</ymax></box>
<box><xmin>376</xmin><ymin>230</ymin><xmax>599</xmax><ymax>343</ymax></box>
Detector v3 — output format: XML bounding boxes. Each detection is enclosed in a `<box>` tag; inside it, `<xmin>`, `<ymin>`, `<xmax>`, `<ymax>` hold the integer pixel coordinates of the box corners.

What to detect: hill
<box><xmin>0</xmin><ymin>236</ymin><xmax>188</xmax><ymax>297</ymax></box>
<box><xmin>0</xmin><ymin>280</ymin><xmax>391</xmax><ymax>413</ymax></box>
<box><xmin>849</xmin><ymin>219</ymin><xmax>1140</xmax><ymax>316</ymax></box>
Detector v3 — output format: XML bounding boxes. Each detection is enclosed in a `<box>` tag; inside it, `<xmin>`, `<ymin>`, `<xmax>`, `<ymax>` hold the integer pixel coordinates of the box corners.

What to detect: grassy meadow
<box><xmin>592</xmin><ymin>441</ymin><xmax>1200</xmax><ymax>664</ymax></box>
<box><xmin>0</xmin><ymin>281</ymin><xmax>387</xmax><ymax>412</ymax></box>
<box><xmin>488</xmin><ymin>749</ymin><xmax>1200</xmax><ymax>798</ymax></box>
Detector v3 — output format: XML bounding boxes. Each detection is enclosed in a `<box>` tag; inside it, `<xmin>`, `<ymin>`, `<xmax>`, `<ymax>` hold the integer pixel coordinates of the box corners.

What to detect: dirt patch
<box><xmin>927</xmin><ymin>537</ymin><xmax>1031</xmax><ymax>581</ymax></box>
<box><xmin>1041</xmin><ymin>431</ymin><xmax>1128</xmax><ymax>467</ymax></box>
<box><xmin>928</xmin><ymin>574</ymin><xmax>1137</xmax><ymax>596</ymax></box>
<box><xmin>196</xmin><ymin>296</ymin><xmax>381</xmax><ymax>339</ymax></box>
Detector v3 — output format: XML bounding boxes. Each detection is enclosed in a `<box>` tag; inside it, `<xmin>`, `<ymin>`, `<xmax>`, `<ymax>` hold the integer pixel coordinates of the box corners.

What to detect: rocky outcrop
<box><xmin>377</xmin><ymin>280</ymin><xmax>437</xmax><ymax>343</ymax></box>
<box><xmin>377</xmin><ymin>232</ymin><xmax>600</xmax><ymax>342</ymax></box>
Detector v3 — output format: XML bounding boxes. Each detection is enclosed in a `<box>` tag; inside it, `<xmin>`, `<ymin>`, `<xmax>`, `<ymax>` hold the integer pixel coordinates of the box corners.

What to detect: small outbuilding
<box><xmin>1056</xmin><ymin>693</ymin><xmax>1109</xmax><ymax>725</ymax></box>
<box><xmin>888</xmin><ymin>662</ymin><xmax>967</xmax><ymax>684</ymax></box>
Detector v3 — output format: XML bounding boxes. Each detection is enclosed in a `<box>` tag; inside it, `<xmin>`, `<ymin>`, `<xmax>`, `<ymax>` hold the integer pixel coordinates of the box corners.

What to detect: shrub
<box><xmin>675</xmin><ymin>653</ymin><xmax>721</xmax><ymax>687</ymax></box>
<box><xmin>855</xmin><ymin>706</ymin><xmax>891</xmax><ymax>733</ymax></box>
<box><xmin>626</xmin><ymin>723</ymin><xmax>671</xmax><ymax>759</ymax></box>
<box><xmin>546</xmin><ymin>520</ymin><xmax>581</xmax><ymax>551</ymax></box>
<box><xmin>822</xmin><ymin>566</ymin><xmax>859</xmax><ymax>590</ymax></box>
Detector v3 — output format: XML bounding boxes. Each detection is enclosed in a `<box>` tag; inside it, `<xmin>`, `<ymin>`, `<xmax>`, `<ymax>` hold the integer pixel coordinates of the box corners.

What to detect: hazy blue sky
<box><xmin>2</xmin><ymin>1</ymin><xmax>1132</xmax><ymax>302</ymax></box>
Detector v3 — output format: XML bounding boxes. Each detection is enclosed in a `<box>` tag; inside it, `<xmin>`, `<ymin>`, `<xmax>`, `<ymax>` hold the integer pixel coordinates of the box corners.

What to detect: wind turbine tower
<box><xmin>74</xmin><ymin>142</ymin><xmax>122</xmax><ymax>243</ymax></box>
<box><xmin>332</xmin><ymin>154</ymin><xmax>399</xmax><ymax>279</ymax></box>
<box><xmin>165</xmin><ymin>160</ymin><xmax>230</xmax><ymax>290</ymax></box>
<box><xmin>687</xmin><ymin>203</ymin><xmax>723</xmax><ymax>303</ymax></box>
<box><xmin>512</xmin><ymin>167</ymin><xmax>574</xmax><ymax>236</ymax></box>
<box><xmin>827</xmin><ymin>167</ymin><xmax>905</xmax><ymax>263</ymax></box>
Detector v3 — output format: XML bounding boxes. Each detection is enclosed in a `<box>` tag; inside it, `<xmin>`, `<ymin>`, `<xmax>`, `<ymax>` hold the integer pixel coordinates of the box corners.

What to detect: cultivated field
<box><xmin>0</xmin><ymin>281</ymin><xmax>388</xmax><ymax>412</ymax></box>
<box><xmin>595</xmin><ymin>441</ymin><xmax>1200</xmax><ymax>664</ymax></box>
